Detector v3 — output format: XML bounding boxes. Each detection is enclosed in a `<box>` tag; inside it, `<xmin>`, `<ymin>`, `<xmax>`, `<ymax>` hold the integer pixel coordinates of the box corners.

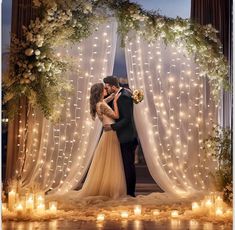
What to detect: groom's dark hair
<box><xmin>103</xmin><ymin>76</ymin><xmax>119</xmax><ymax>88</ymax></box>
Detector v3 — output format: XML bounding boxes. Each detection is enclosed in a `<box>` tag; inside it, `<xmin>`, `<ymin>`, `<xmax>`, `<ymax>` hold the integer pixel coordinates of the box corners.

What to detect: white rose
<box><xmin>36</xmin><ymin>40</ymin><xmax>43</xmax><ymax>47</ymax></box>
<box><xmin>29</xmin><ymin>75</ymin><xmax>36</xmax><ymax>81</ymax></box>
<box><xmin>26</xmin><ymin>32</ymin><xmax>33</xmax><ymax>41</ymax></box>
<box><xmin>35</xmin><ymin>49</ymin><xmax>41</xmax><ymax>55</ymax></box>
<box><xmin>23</xmin><ymin>73</ymin><xmax>31</xmax><ymax>78</ymax></box>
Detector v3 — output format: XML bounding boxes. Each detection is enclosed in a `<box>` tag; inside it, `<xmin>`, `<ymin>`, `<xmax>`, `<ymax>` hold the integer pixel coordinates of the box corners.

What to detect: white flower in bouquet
<box><xmin>35</xmin><ymin>49</ymin><xmax>41</xmax><ymax>55</ymax></box>
<box><xmin>26</xmin><ymin>32</ymin><xmax>33</xmax><ymax>41</ymax></box>
<box><xmin>132</xmin><ymin>89</ymin><xmax>144</xmax><ymax>104</ymax></box>
<box><xmin>83</xmin><ymin>3</ymin><xmax>92</xmax><ymax>14</ymax></box>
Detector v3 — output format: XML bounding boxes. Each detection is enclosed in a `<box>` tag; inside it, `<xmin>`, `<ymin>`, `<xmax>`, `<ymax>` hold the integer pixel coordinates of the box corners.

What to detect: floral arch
<box><xmin>3</xmin><ymin>0</ymin><xmax>230</xmax><ymax>197</ymax></box>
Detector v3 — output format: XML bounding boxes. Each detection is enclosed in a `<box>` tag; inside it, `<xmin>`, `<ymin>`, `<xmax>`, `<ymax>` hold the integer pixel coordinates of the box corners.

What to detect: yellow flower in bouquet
<box><xmin>132</xmin><ymin>89</ymin><xmax>144</xmax><ymax>104</ymax></box>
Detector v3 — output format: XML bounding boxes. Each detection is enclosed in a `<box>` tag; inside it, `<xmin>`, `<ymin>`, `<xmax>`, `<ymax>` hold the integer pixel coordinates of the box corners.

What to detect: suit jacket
<box><xmin>110</xmin><ymin>88</ymin><xmax>137</xmax><ymax>144</ymax></box>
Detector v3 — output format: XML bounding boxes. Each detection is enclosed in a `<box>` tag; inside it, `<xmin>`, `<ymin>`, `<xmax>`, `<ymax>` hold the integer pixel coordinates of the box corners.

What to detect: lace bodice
<box><xmin>96</xmin><ymin>101</ymin><xmax>116</xmax><ymax>125</ymax></box>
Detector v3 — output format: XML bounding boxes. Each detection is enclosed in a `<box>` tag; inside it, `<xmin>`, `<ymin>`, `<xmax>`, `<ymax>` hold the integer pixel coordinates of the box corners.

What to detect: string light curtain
<box><xmin>18</xmin><ymin>19</ymin><xmax>118</xmax><ymax>194</ymax></box>
<box><xmin>125</xmin><ymin>35</ymin><xmax>218</xmax><ymax>196</ymax></box>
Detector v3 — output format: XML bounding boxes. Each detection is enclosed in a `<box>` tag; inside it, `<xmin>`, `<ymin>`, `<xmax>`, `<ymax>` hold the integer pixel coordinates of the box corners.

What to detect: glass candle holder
<box><xmin>134</xmin><ymin>205</ymin><xmax>142</xmax><ymax>216</ymax></box>
<box><xmin>121</xmin><ymin>211</ymin><xmax>129</xmax><ymax>219</ymax></box>
<box><xmin>97</xmin><ymin>213</ymin><xmax>105</xmax><ymax>221</ymax></box>
<box><xmin>49</xmin><ymin>201</ymin><xmax>57</xmax><ymax>214</ymax></box>
<box><xmin>171</xmin><ymin>210</ymin><xmax>179</xmax><ymax>218</ymax></box>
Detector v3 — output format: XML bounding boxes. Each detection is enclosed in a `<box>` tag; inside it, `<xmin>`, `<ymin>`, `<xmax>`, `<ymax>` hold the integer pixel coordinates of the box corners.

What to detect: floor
<box><xmin>2</xmin><ymin>164</ymin><xmax>232</xmax><ymax>229</ymax></box>
<box><xmin>2</xmin><ymin>220</ymin><xmax>232</xmax><ymax>230</ymax></box>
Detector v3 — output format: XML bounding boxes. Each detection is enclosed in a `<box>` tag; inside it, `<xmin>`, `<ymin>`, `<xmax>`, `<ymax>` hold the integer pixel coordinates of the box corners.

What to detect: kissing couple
<box><xmin>77</xmin><ymin>76</ymin><xmax>137</xmax><ymax>199</ymax></box>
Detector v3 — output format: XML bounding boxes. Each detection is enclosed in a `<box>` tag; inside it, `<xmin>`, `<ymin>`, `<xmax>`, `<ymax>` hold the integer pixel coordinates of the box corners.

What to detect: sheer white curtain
<box><xmin>18</xmin><ymin>19</ymin><xmax>118</xmax><ymax>194</ymax></box>
<box><xmin>125</xmin><ymin>35</ymin><xmax>218</xmax><ymax>196</ymax></box>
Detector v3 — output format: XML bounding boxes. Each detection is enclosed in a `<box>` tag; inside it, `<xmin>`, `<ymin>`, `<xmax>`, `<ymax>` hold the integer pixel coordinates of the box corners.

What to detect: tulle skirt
<box><xmin>77</xmin><ymin>130</ymin><xmax>126</xmax><ymax>199</ymax></box>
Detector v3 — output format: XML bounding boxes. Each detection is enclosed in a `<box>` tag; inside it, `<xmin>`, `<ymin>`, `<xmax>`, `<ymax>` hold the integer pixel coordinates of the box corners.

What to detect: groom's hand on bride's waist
<box><xmin>103</xmin><ymin>124</ymin><xmax>112</xmax><ymax>131</ymax></box>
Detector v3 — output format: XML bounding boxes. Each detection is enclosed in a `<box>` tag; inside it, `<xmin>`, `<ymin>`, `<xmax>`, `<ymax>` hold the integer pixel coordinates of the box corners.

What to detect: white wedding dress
<box><xmin>76</xmin><ymin>101</ymin><xmax>127</xmax><ymax>199</ymax></box>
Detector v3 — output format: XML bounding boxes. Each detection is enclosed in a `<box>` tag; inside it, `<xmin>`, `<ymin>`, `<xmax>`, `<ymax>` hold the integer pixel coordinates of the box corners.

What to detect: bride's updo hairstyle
<box><xmin>90</xmin><ymin>83</ymin><xmax>104</xmax><ymax>120</ymax></box>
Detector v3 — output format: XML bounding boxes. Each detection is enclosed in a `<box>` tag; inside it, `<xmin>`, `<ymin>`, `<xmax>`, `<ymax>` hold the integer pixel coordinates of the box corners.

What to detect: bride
<box><xmin>76</xmin><ymin>83</ymin><xmax>127</xmax><ymax>199</ymax></box>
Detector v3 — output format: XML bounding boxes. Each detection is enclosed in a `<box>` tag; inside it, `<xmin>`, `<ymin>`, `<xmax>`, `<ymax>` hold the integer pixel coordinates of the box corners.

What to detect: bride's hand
<box><xmin>114</xmin><ymin>93</ymin><xmax>121</xmax><ymax>102</ymax></box>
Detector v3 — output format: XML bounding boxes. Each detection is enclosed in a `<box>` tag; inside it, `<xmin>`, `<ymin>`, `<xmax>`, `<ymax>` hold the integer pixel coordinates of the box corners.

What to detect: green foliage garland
<box><xmin>203</xmin><ymin>124</ymin><xmax>232</xmax><ymax>205</ymax></box>
<box><xmin>3</xmin><ymin>0</ymin><xmax>230</xmax><ymax>120</ymax></box>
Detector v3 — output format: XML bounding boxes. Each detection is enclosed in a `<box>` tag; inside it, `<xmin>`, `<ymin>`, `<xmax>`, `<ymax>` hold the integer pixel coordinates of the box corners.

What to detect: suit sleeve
<box><xmin>111</xmin><ymin>96</ymin><xmax>132</xmax><ymax>131</ymax></box>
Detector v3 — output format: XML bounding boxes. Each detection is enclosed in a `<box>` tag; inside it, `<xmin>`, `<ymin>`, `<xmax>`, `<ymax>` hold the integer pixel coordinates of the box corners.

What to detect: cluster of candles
<box><xmin>96</xmin><ymin>193</ymin><xmax>232</xmax><ymax>222</ymax></box>
<box><xmin>2</xmin><ymin>190</ymin><xmax>58</xmax><ymax>216</ymax></box>
<box><xmin>96</xmin><ymin>205</ymin><xmax>181</xmax><ymax>221</ymax></box>
<box><xmin>191</xmin><ymin>193</ymin><xmax>232</xmax><ymax>217</ymax></box>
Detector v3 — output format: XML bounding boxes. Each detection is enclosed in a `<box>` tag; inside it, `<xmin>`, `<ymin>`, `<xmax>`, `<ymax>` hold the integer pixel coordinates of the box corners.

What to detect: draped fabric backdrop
<box><xmin>191</xmin><ymin>0</ymin><xmax>232</xmax><ymax>130</ymax></box>
<box><xmin>6</xmin><ymin>0</ymin><xmax>230</xmax><ymax>197</ymax></box>
<box><xmin>125</xmin><ymin>35</ymin><xmax>218</xmax><ymax>195</ymax></box>
<box><xmin>16</xmin><ymin>19</ymin><xmax>118</xmax><ymax>194</ymax></box>
<box><xmin>6</xmin><ymin>0</ymin><xmax>39</xmax><ymax>182</ymax></box>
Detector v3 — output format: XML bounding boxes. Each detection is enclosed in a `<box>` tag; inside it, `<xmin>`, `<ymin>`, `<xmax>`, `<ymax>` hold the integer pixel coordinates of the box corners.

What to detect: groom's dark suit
<box><xmin>110</xmin><ymin>88</ymin><xmax>137</xmax><ymax>197</ymax></box>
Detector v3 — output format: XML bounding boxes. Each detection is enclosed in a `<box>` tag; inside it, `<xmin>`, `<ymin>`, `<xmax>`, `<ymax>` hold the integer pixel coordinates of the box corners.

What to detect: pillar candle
<box><xmin>26</xmin><ymin>193</ymin><xmax>34</xmax><ymax>211</ymax></box>
<box><xmin>8</xmin><ymin>190</ymin><xmax>16</xmax><ymax>211</ymax></box>
<box><xmin>134</xmin><ymin>205</ymin><xmax>142</xmax><ymax>216</ymax></box>
<box><xmin>37</xmin><ymin>203</ymin><xmax>45</xmax><ymax>214</ymax></box>
<box><xmin>15</xmin><ymin>202</ymin><xmax>24</xmax><ymax>216</ymax></box>
<box><xmin>97</xmin><ymin>214</ymin><xmax>105</xmax><ymax>221</ymax></box>
<box><xmin>171</xmin><ymin>210</ymin><xmax>179</xmax><ymax>218</ymax></box>
<box><xmin>121</xmin><ymin>211</ymin><xmax>129</xmax><ymax>218</ymax></box>
<box><xmin>49</xmin><ymin>201</ymin><xmax>57</xmax><ymax>214</ymax></box>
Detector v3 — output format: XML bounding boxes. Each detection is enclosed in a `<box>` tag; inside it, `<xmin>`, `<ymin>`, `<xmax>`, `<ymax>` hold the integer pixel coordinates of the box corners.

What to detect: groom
<box><xmin>103</xmin><ymin>76</ymin><xmax>137</xmax><ymax>197</ymax></box>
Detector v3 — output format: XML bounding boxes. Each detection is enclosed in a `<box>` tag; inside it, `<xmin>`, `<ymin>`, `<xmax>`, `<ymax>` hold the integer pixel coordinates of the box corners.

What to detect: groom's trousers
<box><xmin>120</xmin><ymin>140</ymin><xmax>137</xmax><ymax>197</ymax></box>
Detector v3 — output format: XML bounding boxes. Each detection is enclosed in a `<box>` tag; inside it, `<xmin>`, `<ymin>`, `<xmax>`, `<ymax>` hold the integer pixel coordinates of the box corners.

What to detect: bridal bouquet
<box><xmin>132</xmin><ymin>89</ymin><xmax>144</xmax><ymax>104</ymax></box>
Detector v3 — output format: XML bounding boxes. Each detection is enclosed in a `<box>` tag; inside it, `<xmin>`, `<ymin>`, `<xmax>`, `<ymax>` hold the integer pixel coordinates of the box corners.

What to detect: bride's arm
<box><xmin>100</xmin><ymin>102</ymin><xmax>119</xmax><ymax>120</ymax></box>
<box><xmin>100</xmin><ymin>94</ymin><xmax>120</xmax><ymax>119</ymax></box>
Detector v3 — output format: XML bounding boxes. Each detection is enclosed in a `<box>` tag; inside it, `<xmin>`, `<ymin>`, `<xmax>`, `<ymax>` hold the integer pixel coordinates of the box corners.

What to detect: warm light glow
<box><xmin>205</xmin><ymin>199</ymin><xmax>213</xmax><ymax>208</ymax></box>
<box><xmin>152</xmin><ymin>209</ymin><xmax>160</xmax><ymax>215</ymax></box>
<box><xmin>16</xmin><ymin>202</ymin><xmax>24</xmax><ymax>215</ymax></box>
<box><xmin>2</xmin><ymin>203</ymin><xmax>7</xmax><ymax>212</ymax></box>
<box><xmin>97</xmin><ymin>213</ymin><xmax>105</xmax><ymax>221</ymax></box>
<box><xmin>8</xmin><ymin>190</ymin><xmax>16</xmax><ymax>211</ymax></box>
<box><xmin>215</xmin><ymin>207</ymin><xmax>223</xmax><ymax>216</ymax></box>
<box><xmin>171</xmin><ymin>210</ymin><xmax>179</xmax><ymax>218</ymax></box>
<box><xmin>134</xmin><ymin>205</ymin><xmax>142</xmax><ymax>216</ymax></box>
<box><xmin>26</xmin><ymin>194</ymin><xmax>34</xmax><ymax>211</ymax></box>
<box><xmin>37</xmin><ymin>203</ymin><xmax>45</xmax><ymax>214</ymax></box>
<box><xmin>121</xmin><ymin>211</ymin><xmax>129</xmax><ymax>218</ymax></box>
<box><xmin>192</xmin><ymin>202</ymin><xmax>200</xmax><ymax>211</ymax></box>
<box><xmin>49</xmin><ymin>202</ymin><xmax>57</xmax><ymax>213</ymax></box>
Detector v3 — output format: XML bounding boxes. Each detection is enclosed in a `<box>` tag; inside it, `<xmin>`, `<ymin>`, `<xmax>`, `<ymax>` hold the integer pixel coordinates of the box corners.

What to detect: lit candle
<box><xmin>225</xmin><ymin>209</ymin><xmax>232</xmax><ymax>216</ymax></box>
<box><xmin>26</xmin><ymin>194</ymin><xmax>34</xmax><ymax>211</ymax></box>
<box><xmin>215</xmin><ymin>207</ymin><xmax>223</xmax><ymax>216</ymax></box>
<box><xmin>97</xmin><ymin>213</ymin><xmax>105</xmax><ymax>221</ymax></box>
<box><xmin>2</xmin><ymin>203</ymin><xmax>7</xmax><ymax>213</ymax></box>
<box><xmin>134</xmin><ymin>205</ymin><xmax>142</xmax><ymax>216</ymax></box>
<box><xmin>121</xmin><ymin>211</ymin><xmax>129</xmax><ymax>218</ymax></box>
<box><xmin>215</xmin><ymin>196</ymin><xmax>223</xmax><ymax>207</ymax></box>
<box><xmin>192</xmin><ymin>202</ymin><xmax>200</xmax><ymax>211</ymax></box>
<box><xmin>15</xmin><ymin>202</ymin><xmax>24</xmax><ymax>216</ymax></box>
<box><xmin>205</xmin><ymin>199</ymin><xmax>213</xmax><ymax>208</ymax></box>
<box><xmin>35</xmin><ymin>193</ymin><xmax>45</xmax><ymax>207</ymax></box>
<box><xmin>152</xmin><ymin>209</ymin><xmax>160</xmax><ymax>216</ymax></box>
<box><xmin>171</xmin><ymin>210</ymin><xmax>179</xmax><ymax>218</ymax></box>
<box><xmin>49</xmin><ymin>201</ymin><xmax>57</xmax><ymax>214</ymax></box>
<box><xmin>8</xmin><ymin>190</ymin><xmax>16</xmax><ymax>211</ymax></box>
<box><xmin>37</xmin><ymin>203</ymin><xmax>45</xmax><ymax>214</ymax></box>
